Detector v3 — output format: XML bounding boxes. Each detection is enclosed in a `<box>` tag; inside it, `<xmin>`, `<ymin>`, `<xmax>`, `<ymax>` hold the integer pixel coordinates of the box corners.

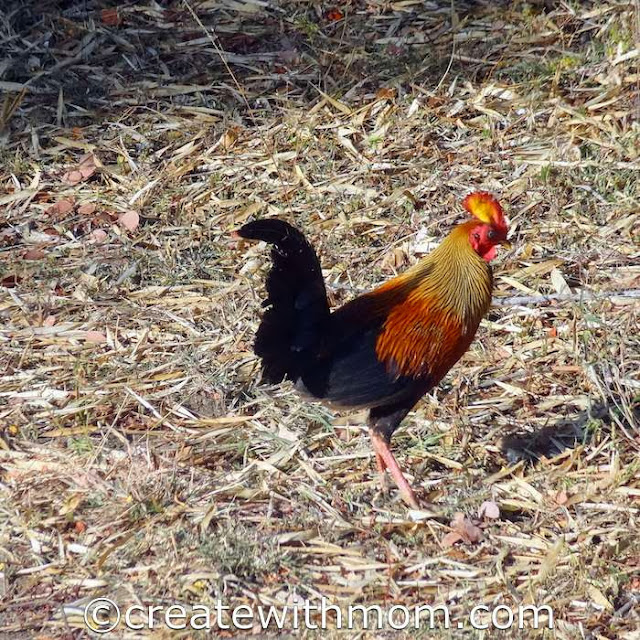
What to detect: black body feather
<box><xmin>237</xmin><ymin>219</ymin><xmax>330</xmax><ymax>384</ymax></box>
<box><xmin>237</xmin><ymin>219</ymin><xmax>431</xmax><ymax>437</ymax></box>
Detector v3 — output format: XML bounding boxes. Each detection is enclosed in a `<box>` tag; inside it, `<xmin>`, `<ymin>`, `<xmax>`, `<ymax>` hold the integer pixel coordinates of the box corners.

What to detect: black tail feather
<box><xmin>238</xmin><ymin>219</ymin><xmax>330</xmax><ymax>383</ymax></box>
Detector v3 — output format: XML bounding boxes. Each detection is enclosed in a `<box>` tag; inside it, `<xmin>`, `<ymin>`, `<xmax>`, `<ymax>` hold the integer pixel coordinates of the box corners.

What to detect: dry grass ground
<box><xmin>1</xmin><ymin>0</ymin><xmax>639</xmax><ymax>638</ymax></box>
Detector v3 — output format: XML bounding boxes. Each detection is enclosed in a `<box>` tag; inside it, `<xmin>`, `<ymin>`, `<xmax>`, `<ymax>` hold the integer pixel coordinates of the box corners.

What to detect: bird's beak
<box><xmin>500</xmin><ymin>239</ymin><xmax>512</xmax><ymax>249</ymax></box>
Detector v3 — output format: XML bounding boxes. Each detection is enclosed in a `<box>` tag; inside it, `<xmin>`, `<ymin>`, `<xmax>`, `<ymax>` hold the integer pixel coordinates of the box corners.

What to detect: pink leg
<box><xmin>370</xmin><ymin>431</ymin><xmax>419</xmax><ymax>509</ymax></box>
<box><xmin>375</xmin><ymin>452</ymin><xmax>389</xmax><ymax>491</ymax></box>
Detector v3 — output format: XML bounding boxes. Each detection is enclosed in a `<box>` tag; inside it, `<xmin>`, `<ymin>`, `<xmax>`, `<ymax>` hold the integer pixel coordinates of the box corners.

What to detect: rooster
<box><xmin>237</xmin><ymin>192</ymin><xmax>509</xmax><ymax>508</ymax></box>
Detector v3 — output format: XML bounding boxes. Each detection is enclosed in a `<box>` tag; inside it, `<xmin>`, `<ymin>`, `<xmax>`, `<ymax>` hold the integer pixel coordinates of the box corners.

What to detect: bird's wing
<box><xmin>298</xmin><ymin>294</ymin><xmax>432</xmax><ymax>409</ymax></box>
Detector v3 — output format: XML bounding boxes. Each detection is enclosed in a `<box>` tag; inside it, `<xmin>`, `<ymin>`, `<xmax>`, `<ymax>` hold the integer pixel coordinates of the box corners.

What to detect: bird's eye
<box><xmin>487</xmin><ymin>229</ymin><xmax>497</xmax><ymax>240</ymax></box>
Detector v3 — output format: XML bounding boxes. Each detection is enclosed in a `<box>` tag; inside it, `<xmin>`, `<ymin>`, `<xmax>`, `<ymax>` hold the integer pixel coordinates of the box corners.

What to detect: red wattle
<box><xmin>482</xmin><ymin>245</ymin><xmax>497</xmax><ymax>262</ymax></box>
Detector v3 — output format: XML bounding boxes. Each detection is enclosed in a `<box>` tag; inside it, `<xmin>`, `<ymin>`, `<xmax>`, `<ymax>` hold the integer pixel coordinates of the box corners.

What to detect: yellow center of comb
<box><xmin>464</xmin><ymin>193</ymin><xmax>500</xmax><ymax>225</ymax></box>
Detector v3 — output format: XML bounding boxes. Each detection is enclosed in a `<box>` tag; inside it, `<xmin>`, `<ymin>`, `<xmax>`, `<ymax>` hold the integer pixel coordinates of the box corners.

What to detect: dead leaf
<box><xmin>89</xmin><ymin>229</ymin><xmax>108</xmax><ymax>243</ymax></box>
<box><xmin>46</xmin><ymin>198</ymin><xmax>75</xmax><ymax>218</ymax></box>
<box><xmin>74</xmin><ymin>520</ymin><xmax>87</xmax><ymax>534</ymax></box>
<box><xmin>1</xmin><ymin>275</ymin><xmax>21</xmax><ymax>287</ymax></box>
<box><xmin>220</xmin><ymin>127</ymin><xmax>240</xmax><ymax>151</ymax></box>
<box><xmin>628</xmin><ymin>576</ymin><xmax>640</xmax><ymax>591</ymax></box>
<box><xmin>97</xmin><ymin>211</ymin><xmax>117</xmax><ymax>223</ymax></box>
<box><xmin>77</xmin><ymin>202</ymin><xmax>96</xmax><ymax>215</ymax></box>
<box><xmin>80</xmin><ymin>165</ymin><xmax>95</xmax><ymax>180</ymax></box>
<box><xmin>101</xmin><ymin>8</ymin><xmax>122</xmax><ymax>26</ymax></box>
<box><xmin>62</xmin><ymin>154</ymin><xmax>97</xmax><ymax>185</ymax></box>
<box><xmin>554</xmin><ymin>490</ymin><xmax>568</xmax><ymax>505</ymax></box>
<box><xmin>326</xmin><ymin>9</ymin><xmax>344</xmax><ymax>21</ymax></box>
<box><xmin>23</xmin><ymin>248</ymin><xmax>46</xmax><ymax>260</ymax></box>
<box><xmin>0</xmin><ymin>228</ymin><xmax>20</xmax><ymax>247</ymax></box>
<box><xmin>118</xmin><ymin>210</ymin><xmax>139</xmax><ymax>232</ymax></box>
<box><xmin>478</xmin><ymin>501</ymin><xmax>501</xmax><ymax>520</ymax></box>
<box><xmin>587</xmin><ymin>584</ymin><xmax>613</xmax><ymax>610</ymax></box>
<box><xmin>84</xmin><ymin>331</ymin><xmax>106</xmax><ymax>343</ymax></box>
<box><xmin>376</xmin><ymin>88</ymin><xmax>396</xmax><ymax>100</ymax></box>
<box><xmin>387</xmin><ymin>44</ymin><xmax>405</xmax><ymax>57</ymax></box>
<box><xmin>550</xmin><ymin>268</ymin><xmax>571</xmax><ymax>295</ymax></box>
<box><xmin>381</xmin><ymin>247</ymin><xmax>407</xmax><ymax>271</ymax></box>
<box><xmin>447</xmin><ymin>512</ymin><xmax>483</xmax><ymax>545</ymax></box>
<box><xmin>62</xmin><ymin>170</ymin><xmax>83</xmax><ymax>186</ymax></box>
<box><xmin>441</xmin><ymin>531</ymin><xmax>463</xmax><ymax>548</ymax></box>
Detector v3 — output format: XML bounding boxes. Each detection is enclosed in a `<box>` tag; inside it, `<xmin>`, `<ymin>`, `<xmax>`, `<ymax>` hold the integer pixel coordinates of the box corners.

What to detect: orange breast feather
<box><xmin>374</xmin><ymin>290</ymin><xmax>473</xmax><ymax>380</ymax></box>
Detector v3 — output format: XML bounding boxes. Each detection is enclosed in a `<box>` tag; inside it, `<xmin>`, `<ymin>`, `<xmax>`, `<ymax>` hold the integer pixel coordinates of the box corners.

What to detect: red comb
<box><xmin>462</xmin><ymin>192</ymin><xmax>507</xmax><ymax>230</ymax></box>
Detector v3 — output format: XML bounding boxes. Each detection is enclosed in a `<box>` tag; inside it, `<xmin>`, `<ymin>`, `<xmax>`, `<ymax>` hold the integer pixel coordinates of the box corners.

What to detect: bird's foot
<box><xmin>394</xmin><ymin>474</ymin><xmax>420</xmax><ymax>511</ymax></box>
<box><xmin>370</xmin><ymin>432</ymin><xmax>420</xmax><ymax>510</ymax></box>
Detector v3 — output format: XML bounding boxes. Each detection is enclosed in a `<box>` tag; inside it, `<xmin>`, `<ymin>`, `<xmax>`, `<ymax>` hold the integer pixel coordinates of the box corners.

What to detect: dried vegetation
<box><xmin>0</xmin><ymin>0</ymin><xmax>639</xmax><ymax>638</ymax></box>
